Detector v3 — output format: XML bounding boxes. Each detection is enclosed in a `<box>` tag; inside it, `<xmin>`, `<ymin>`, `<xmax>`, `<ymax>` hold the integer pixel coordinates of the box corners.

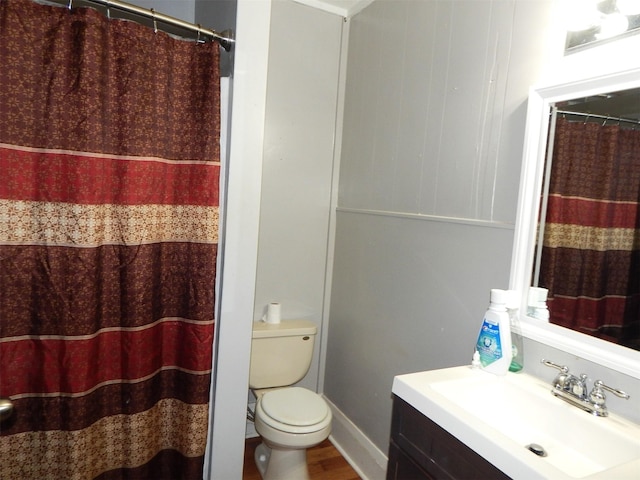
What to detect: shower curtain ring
<box><xmin>196</xmin><ymin>24</ymin><xmax>202</xmax><ymax>45</ymax></box>
<box><xmin>106</xmin><ymin>0</ymin><xmax>111</xmax><ymax>20</ymax></box>
<box><xmin>151</xmin><ymin>8</ymin><xmax>158</xmax><ymax>34</ymax></box>
<box><xmin>67</xmin><ymin>0</ymin><xmax>72</xmax><ymax>11</ymax></box>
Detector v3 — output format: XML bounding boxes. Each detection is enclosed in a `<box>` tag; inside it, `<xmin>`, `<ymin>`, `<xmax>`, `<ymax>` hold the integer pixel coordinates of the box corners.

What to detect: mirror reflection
<box><xmin>534</xmin><ymin>88</ymin><xmax>640</xmax><ymax>351</ymax></box>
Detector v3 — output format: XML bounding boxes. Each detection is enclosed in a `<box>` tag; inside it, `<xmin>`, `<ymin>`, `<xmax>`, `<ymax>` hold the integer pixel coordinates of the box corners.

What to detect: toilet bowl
<box><xmin>253</xmin><ymin>386</ymin><xmax>332</xmax><ymax>480</ymax></box>
<box><xmin>249</xmin><ymin>319</ymin><xmax>332</xmax><ymax>479</ymax></box>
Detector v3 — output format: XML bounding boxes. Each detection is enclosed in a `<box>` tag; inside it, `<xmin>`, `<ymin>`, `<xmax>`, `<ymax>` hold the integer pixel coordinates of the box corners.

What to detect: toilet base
<box><xmin>254</xmin><ymin>441</ymin><xmax>310</xmax><ymax>480</ymax></box>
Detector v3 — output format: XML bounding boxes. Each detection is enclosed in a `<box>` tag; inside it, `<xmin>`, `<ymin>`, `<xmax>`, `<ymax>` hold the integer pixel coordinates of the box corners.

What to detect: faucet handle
<box><xmin>588</xmin><ymin>380</ymin><xmax>629</xmax><ymax>416</ymax></box>
<box><xmin>541</xmin><ymin>359</ymin><xmax>570</xmax><ymax>389</ymax></box>
<box><xmin>541</xmin><ymin>359</ymin><xmax>569</xmax><ymax>373</ymax></box>
<box><xmin>591</xmin><ymin>380</ymin><xmax>630</xmax><ymax>400</ymax></box>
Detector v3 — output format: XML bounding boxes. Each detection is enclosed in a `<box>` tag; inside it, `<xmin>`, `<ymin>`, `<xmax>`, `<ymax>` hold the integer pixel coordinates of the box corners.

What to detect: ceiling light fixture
<box><xmin>562</xmin><ymin>0</ymin><xmax>602</xmax><ymax>32</ymax></box>
<box><xmin>596</xmin><ymin>12</ymin><xmax>630</xmax><ymax>38</ymax></box>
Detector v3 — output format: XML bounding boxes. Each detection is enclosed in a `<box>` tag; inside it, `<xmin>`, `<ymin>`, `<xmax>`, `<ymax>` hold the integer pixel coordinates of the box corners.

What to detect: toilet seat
<box><xmin>257</xmin><ymin>387</ymin><xmax>331</xmax><ymax>434</ymax></box>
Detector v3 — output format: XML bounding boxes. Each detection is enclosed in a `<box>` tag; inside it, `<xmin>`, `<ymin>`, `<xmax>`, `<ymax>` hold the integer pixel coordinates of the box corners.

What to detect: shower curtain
<box><xmin>539</xmin><ymin>116</ymin><xmax>640</xmax><ymax>348</ymax></box>
<box><xmin>0</xmin><ymin>0</ymin><xmax>220</xmax><ymax>478</ymax></box>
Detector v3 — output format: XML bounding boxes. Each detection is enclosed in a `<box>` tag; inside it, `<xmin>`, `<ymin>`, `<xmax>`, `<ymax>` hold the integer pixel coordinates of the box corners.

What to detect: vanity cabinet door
<box><xmin>387</xmin><ymin>441</ymin><xmax>435</xmax><ymax>480</ymax></box>
<box><xmin>387</xmin><ymin>395</ymin><xmax>511</xmax><ymax>480</ymax></box>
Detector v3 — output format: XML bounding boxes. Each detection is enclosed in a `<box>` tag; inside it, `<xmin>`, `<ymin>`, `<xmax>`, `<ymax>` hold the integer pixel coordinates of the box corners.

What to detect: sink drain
<box><xmin>526</xmin><ymin>443</ymin><xmax>547</xmax><ymax>457</ymax></box>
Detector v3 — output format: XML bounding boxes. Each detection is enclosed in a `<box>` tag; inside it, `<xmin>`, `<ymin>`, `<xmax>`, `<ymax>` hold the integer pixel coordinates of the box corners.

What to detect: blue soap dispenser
<box><xmin>475</xmin><ymin>289</ymin><xmax>512</xmax><ymax>375</ymax></box>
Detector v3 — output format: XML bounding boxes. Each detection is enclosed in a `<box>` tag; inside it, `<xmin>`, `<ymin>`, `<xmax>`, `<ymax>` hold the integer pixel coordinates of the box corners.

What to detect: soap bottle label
<box><xmin>476</xmin><ymin>318</ymin><xmax>503</xmax><ymax>367</ymax></box>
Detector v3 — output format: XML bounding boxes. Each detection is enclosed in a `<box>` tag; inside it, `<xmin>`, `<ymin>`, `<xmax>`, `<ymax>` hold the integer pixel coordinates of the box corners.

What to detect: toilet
<box><xmin>249</xmin><ymin>319</ymin><xmax>332</xmax><ymax>480</ymax></box>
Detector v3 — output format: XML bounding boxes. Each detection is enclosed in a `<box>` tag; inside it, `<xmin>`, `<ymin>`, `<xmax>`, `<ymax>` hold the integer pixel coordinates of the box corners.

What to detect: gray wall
<box><xmin>135</xmin><ymin>0</ymin><xmax>194</xmax><ymax>22</ymax></box>
<box><xmin>195</xmin><ymin>0</ymin><xmax>236</xmax><ymax>76</ymax></box>
<box><xmin>195</xmin><ymin>0</ymin><xmax>236</xmax><ymax>31</ymax></box>
<box><xmin>252</xmin><ymin>0</ymin><xmax>344</xmax><ymax>393</ymax></box>
<box><xmin>325</xmin><ymin>0</ymin><xmax>557</xmax><ymax>452</ymax></box>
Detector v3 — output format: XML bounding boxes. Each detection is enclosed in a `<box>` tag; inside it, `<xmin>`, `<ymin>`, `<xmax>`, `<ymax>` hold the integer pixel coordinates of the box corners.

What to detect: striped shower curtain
<box><xmin>0</xmin><ymin>0</ymin><xmax>220</xmax><ymax>478</ymax></box>
<box><xmin>539</xmin><ymin>116</ymin><xmax>640</xmax><ymax>349</ymax></box>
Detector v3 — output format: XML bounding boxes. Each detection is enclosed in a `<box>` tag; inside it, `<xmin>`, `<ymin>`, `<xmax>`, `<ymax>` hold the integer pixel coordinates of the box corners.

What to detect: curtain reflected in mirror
<box><xmin>535</xmin><ymin>102</ymin><xmax>640</xmax><ymax>351</ymax></box>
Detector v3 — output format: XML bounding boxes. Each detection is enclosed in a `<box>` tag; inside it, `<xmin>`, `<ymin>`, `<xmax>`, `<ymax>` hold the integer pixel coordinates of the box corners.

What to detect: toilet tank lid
<box><xmin>252</xmin><ymin>319</ymin><xmax>317</xmax><ymax>338</ymax></box>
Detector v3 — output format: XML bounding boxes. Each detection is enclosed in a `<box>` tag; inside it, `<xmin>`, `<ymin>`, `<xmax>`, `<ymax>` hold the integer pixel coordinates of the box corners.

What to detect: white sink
<box><xmin>392</xmin><ymin>367</ymin><xmax>640</xmax><ymax>479</ymax></box>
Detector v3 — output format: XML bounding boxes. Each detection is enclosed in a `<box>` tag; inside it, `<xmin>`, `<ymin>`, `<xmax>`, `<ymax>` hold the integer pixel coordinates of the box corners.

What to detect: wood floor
<box><xmin>243</xmin><ymin>437</ymin><xmax>362</xmax><ymax>480</ymax></box>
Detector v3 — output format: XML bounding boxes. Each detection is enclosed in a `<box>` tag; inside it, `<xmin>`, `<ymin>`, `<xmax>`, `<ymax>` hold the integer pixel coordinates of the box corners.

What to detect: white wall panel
<box><xmin>253</xmin><ymin>0</ymin><xmax>344</xmax><ymax>392</ymax></box>
<box><xmin>338</xmin><ymin>0</ymin><xmax>556</xmax><ymax>222</ymax></box>
<box><xmin>434</xmin><ymin>1</ymin><xmax>497</xmax><ymax>217</ymax></box>
<box><xmin>326</xmin><ymin>211</ymin><xmax>513</xmax><ymax>449</ymax></box>
<box><xmin>204</xmin><ymin>0</ymin><xmax>271</xmax><ymax>476</ymax></box>
<box><xmin>391</xmin><ymin>1</ymin><xmax>437</xmax><ymax>213</ymax></box>
<box><xmin>488</xmin><ymin>0</ymin><xmax>563</xmax><ymax>221</ymax></box>
<box><xmin>326</xmin><ymin>0</ymin><xmax>559</xmax><ymax>456</ymax></box>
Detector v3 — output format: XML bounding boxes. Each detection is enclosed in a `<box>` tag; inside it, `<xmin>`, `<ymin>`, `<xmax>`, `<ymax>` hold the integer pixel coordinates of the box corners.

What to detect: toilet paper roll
<box><xmin>263</xmin><ymin>302</ymin><xmax>281</xmax><ymax>324</ymax></box>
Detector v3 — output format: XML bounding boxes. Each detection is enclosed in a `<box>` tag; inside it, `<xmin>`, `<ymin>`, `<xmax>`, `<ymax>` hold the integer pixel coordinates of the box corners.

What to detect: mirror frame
<box><xmin>510</xmin><ymin>61</ymin><xmax>640</xmax><ymax>380</ymax></box>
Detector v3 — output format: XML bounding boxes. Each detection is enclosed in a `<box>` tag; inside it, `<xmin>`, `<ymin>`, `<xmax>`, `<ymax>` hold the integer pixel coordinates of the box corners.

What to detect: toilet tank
<box><xmin>249</xmin><ymin>319</ymin><xmax>317</xmax><ymax>389</ymax></box>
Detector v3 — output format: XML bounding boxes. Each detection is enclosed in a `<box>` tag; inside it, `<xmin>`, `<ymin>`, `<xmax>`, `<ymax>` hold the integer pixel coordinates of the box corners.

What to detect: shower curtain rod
<box><xmin>47</xmin><ymin>0</ymin><xmax>234</xmax><ymax>51</ymax></box>
<box><xmin>556</xmin><ymin>109</ymin><xmax>640</xmax><ymax>126</ymax></box>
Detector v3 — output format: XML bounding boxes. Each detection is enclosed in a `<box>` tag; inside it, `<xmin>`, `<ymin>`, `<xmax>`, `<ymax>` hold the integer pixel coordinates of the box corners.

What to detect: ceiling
<box><xmin>294</xmin><ymin>0</ymin><xmax>374</xmax><ymax>17</ymax></box>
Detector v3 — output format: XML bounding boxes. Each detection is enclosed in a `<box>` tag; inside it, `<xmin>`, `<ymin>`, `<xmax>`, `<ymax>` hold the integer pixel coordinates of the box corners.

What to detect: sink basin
<box><xmin>392</xmin><ymin>367</ymin><xmax>640</xmax><ymax>479</ymax></box>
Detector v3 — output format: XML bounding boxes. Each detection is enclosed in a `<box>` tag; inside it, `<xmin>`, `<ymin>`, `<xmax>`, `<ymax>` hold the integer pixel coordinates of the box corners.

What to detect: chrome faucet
<box><xmin>541</xmin><ymin>359</ymin><xmax>630</xmax><ymax>417</ymax></box>
<box><xmin>566</xmin><ymin>373</ymin><xmax>588</xmax><ymax>399</ymax></box>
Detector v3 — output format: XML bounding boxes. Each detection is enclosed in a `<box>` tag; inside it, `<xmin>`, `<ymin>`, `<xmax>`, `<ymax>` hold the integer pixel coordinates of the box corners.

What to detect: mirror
<box><xmin>533</xmin><ymin>88</ymin><xmax>640</xmax><ymax>351</ymax></box>
<box><xmin>510</xmin><ymin>47</ymin><xmax>640</xmax><ymax>379</ymax></box>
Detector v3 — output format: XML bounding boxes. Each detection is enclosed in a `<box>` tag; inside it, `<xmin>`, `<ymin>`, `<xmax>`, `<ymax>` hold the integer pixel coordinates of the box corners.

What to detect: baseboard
<box><xmin>323</xmin><ymin>395</ymin><xmax>387</xmax><ymax>480</ymax></box>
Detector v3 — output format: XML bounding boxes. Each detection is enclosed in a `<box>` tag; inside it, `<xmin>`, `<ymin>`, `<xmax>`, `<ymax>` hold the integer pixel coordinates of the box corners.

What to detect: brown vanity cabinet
<box><xmin>387</xmin><ymin>395</ymin><xmax>511</xmax><ymax>480</ymax></box>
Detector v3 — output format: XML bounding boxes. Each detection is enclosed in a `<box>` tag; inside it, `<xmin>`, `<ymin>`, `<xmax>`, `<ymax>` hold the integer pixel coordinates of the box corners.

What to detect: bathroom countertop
<box><xmin>392</xmin><ymin>366</ymin><xmax>640</xmax><ymax>480</ymax></box>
